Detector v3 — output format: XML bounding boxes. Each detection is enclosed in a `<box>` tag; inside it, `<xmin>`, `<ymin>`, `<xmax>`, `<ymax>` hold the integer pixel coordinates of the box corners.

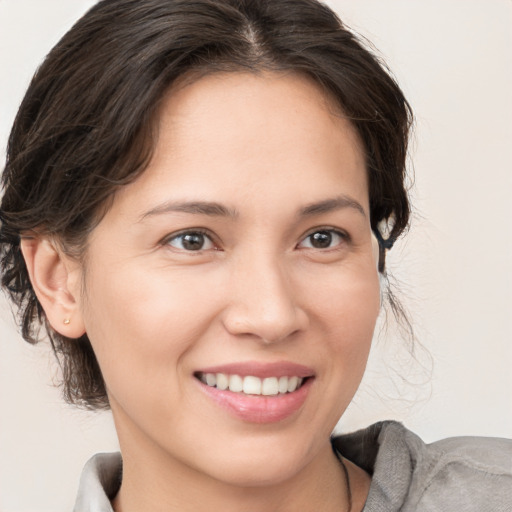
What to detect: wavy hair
<box><xmin>0</xmin><ymin>0</ymin><xmax>413</xmax><ymax>409</ymax></box>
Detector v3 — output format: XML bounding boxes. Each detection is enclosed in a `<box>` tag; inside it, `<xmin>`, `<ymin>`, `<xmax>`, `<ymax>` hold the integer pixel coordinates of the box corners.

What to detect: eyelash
<box><xmin>296</xmin><ymin>228</ymin><xmax>350</xmax><ymax>251</ymax></box>
<box><xmin>162</xmin><ymin>227</ymin><xmax>349</xmax><ymax>253</ymax></box>
<box><xmin>163</xmin><ymin>229</ymin><xmax>218</xmax><ymax>252</ymax></box>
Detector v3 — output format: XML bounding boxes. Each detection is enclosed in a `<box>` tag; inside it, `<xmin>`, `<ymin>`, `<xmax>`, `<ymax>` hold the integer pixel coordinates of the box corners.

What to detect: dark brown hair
<box><xmin>0</xmin><ymin>0</ymin><xmax>413</xmax><ymax>409</ymax></box>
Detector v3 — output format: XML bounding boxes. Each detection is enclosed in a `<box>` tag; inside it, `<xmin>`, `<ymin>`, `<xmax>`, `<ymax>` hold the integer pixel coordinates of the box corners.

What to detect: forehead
<box><xmin>158</xmin><ymin>70</ymin><xmax>362</xmax><ymax>161</ymax></box>
<box><xmin>113</xmin><ymin>71</ymin><xmax>369</xmax><ymax>216</ymax></box>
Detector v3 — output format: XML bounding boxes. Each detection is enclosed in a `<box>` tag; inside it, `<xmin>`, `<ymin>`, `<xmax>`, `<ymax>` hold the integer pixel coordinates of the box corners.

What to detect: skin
<box><xmin>23</xmin><ymin>72</ymin><xmax>378</xmax><ymax>511</ymax></box>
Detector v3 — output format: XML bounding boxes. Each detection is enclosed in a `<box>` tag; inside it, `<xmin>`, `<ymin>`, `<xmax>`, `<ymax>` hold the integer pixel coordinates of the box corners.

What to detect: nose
<box><xmin>222</xmin><ymin>253</ymin><xmax>308</xmax><ymax>344</ymax></box>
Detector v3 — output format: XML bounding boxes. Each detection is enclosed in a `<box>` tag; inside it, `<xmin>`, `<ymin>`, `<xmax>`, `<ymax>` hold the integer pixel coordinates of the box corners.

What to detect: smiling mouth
<box><xmin>195</xmin><ymin>372</ymin><xmax>309</xmax><ymax>396</ymax></box>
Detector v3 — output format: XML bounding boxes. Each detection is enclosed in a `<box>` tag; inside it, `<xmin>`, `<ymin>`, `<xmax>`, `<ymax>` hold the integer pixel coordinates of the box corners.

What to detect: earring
<box><xmin>63</xmin><ymin>318</ymin><xmax>70</xmax><ymax>325</ymax></box>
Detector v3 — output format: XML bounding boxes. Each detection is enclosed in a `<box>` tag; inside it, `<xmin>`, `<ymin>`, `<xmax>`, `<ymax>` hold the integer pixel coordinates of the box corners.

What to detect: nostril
<box><xmin>221</xmin><ymin>264</ymin><xmax>309</xmax><ymax>343</ymax></box>
<box><xmin>222</xmin><ymin>304</ymin><xmax>308</xmax><ymax>344</ymax></box>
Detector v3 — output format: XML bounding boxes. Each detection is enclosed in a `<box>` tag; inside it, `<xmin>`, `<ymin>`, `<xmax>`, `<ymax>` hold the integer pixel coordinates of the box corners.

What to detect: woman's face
<box><xmin>73</xmin><ymin>72</ymin><xmax>380</xmax><ymax>486</ymax></box>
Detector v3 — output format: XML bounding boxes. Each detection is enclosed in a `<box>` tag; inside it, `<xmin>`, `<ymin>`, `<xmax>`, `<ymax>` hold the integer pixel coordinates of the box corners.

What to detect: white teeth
<box><xmin>262</xmin><ymin>377</ymin><xmax>279</xmax><ymax>396</ymax></box>
<box><xmin>200</xmin><ymin>372</ymin><xmax>306</xmax><ymax>395</ymax></box>
<box><xmin>243</xmin><ymin>376</ymin><xmax>262</xmax><ymax>395</ymax></box>
<box><xmin>229</xmin><ymin>374</ymin><xmax>243</xmax><ymax>393</ymax></box>
<box><xmin>216</xmin><ymin>373</ymin><xmax>229</xmax><ymax>390</ymax></box>
<box><xmin>287</xmin><ymin>376</ymin><xmax>299</xmax><ymax>392</ymax></box>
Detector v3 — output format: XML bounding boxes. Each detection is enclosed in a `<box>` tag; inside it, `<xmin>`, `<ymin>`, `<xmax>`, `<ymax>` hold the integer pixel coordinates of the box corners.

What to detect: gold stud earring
<box><xmin>63</xmin><ymin>318</ymin><xmax>70</xmax><ymax>325</ymax></box>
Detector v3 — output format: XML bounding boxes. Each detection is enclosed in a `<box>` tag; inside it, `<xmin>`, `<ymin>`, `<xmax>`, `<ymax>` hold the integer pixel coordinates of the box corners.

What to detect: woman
<box><xmin>1</xmin><ymin>1</ymin><xmax>511</xmax><ymax>511</ymax></box>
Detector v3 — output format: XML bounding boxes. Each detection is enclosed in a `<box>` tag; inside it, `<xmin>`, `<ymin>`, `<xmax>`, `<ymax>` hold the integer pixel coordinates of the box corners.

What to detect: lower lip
<box><xmin>196</xmin><ymin>378</ymin><xmax>313</xmax><ymax>424</ymax></box>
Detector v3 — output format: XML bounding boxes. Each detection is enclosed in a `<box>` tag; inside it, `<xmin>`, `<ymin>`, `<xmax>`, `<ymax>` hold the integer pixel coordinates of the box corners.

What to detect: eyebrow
<box><xmin>139</xmin><ymin>200</ymin><xmax>238</xmax><ymax>221</ymax></box>
<box><xmin>139</xmin><ymin>195</ymin><xmax>366</xmax><ymax>222</ymax></box>
<box><xmin>299</xmin><ymin>195</ymin><xmax>366</xmax><ymax>218</ymax></box>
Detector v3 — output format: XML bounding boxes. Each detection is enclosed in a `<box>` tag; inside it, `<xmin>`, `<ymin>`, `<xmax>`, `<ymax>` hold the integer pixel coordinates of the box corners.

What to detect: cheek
<box><xmin>309</xmin><ymin>262</ymin><xmax>380</xmax><ymax>336</ymax></box>
<box><xmin>83</xmin><ymin>262</ymin><xmax>217</xmax><ymax>337</ymax></box>
<box><xmin>309</xmin><ymin>265</ymin><xmax>380</xmax><ymax>381</ymax></box>
<box><xmin>79</xmin><ymin>265</ymin><xmax>219</xmax><ymax>392</ymax></box>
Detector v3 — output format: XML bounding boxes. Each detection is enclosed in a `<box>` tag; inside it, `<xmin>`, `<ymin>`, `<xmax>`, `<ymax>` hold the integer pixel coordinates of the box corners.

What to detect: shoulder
<box><xmin>73</xmin><ymin>452</ymin><xmax>122</xmax><ymax>512</ymax></box>
<box><xmin>410</xmin><ymin>428</ymin><xmax>512</xmax><ymax>511</ymax></box>
<box><xmin>332</xmin><ymin>421</ymin><xmax>512</xmax><ymax>512</ymax></box>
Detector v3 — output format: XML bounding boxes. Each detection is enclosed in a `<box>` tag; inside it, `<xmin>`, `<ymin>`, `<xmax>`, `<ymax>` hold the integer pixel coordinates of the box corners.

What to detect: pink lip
<box><xmin>194</xmin><ymin>361</ymin><xmax>315</xmax><ymax>424</ymax></box>
<box><xmin>196</xmin><ymin>377</ymin><xmax>313</xmax><ymax>424</ymax></box>
<box><xmin>195</xmin><ymin>360</ymin><xmax>315</xmax><ymax>379</ymax></box>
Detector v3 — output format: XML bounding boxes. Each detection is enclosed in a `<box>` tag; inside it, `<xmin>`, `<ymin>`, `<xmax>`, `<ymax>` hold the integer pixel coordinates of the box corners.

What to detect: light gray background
<box><xmin>1</xmin><ymin>1</ymin><xmax>511</xmax><ymax>510</ymax></box>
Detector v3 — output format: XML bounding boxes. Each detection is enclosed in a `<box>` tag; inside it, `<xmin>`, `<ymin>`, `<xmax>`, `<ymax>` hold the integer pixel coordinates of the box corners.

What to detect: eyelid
<box><xmin>296</xmin><ymin>226</ymin><xmax>350</xmax><ymax>249</ymax></box>
<box><xmin>160</xmin><ymin>228</ymin><xmax>220</xmax><ymax>251</ymax></box>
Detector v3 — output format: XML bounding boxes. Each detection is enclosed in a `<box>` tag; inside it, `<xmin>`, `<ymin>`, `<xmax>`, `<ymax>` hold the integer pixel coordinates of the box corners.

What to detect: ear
<box><xmin>371</xmin><ymin>231</ymin><xmax>380</xmax><ymax>271</ymax></box>
<box><xmin>20</xmin><ymin>236</ymin><xmax>86</xmax><ymax>338</ymax></box>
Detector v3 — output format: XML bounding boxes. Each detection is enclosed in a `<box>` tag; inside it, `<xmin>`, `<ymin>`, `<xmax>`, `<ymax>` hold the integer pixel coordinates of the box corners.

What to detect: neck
<box><xmin>112</xmin><ymin>433</ymin><xmax>351</xmax><ymax>512</ymax></box>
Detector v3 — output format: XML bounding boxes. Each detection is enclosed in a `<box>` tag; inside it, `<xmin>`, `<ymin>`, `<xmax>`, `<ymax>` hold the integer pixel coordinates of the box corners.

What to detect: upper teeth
<box><xmin>199</xmin><ymin>373</ymin><xmax>304</xmax><ymax>396</ymax></box>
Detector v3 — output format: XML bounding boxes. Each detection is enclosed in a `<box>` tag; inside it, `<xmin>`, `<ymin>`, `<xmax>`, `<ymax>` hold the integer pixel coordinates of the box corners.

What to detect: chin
<box><xmin>191</xmin><ymin>431</ymin><xmax>320</xmax><ymax>488</ymax></box>
<box><xmin>208</xmin><ymin>454</ymin><xmax>305</xmax><ymax>488</ymax></box>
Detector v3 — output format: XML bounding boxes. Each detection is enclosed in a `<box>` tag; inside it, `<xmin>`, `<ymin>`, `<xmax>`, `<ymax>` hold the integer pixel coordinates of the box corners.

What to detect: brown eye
<box><xmin>298</xmin><ymin>229</ymin><xmax>346</xmax><ymax>250</ymax></box>
<box><xmin>310</xmin><ymin>231</ymin><xmax>332</xmax><ymax>248</ymax></box>
<box><xmin>167</xmin><ymin>231</ymin><xmax>214</xmax><ymax>251</ymax></box>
